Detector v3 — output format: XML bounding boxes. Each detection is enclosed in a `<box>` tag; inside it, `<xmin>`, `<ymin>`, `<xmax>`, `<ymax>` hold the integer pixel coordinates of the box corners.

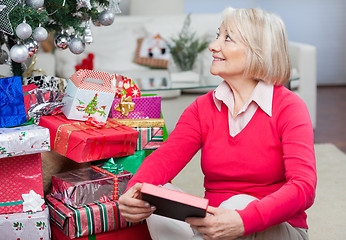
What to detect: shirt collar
<box><xmin>213</xmin><ymin>80</ymin><xmax>273</xmax><ymax>117</ymax></box>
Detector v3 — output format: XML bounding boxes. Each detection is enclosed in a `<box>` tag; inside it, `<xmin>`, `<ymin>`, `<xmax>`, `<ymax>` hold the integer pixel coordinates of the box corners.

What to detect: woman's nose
<box><xmin>208</xmin><ymin>39</ymin><xmax>220</xmax><ymax>52</ymax></box>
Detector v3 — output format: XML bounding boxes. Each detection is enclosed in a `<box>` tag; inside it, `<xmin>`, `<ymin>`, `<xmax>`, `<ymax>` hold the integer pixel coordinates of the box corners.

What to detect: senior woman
<box><xmin>119</xmin><ymin>7</ymin><xmax>316</xmax><ymax>240</ymax></box>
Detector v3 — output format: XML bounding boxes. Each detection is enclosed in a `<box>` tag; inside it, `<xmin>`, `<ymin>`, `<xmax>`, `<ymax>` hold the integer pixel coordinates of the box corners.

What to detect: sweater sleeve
<box><xmin>237</xmin><ymin>92</ymin><xmax>317</xmax><ymax>235</ymax></box>
<box><xmin>126</xmin><ymin>98</ymin><xmax>203</xmax><ymax>190</ymax></box>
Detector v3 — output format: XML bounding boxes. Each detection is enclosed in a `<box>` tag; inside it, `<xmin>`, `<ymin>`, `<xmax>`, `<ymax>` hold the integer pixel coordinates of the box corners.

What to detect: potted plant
<box><xmin>166</xmin><ymin>14</ymin><xmax>209</xmax><ymax>72</ymax></box>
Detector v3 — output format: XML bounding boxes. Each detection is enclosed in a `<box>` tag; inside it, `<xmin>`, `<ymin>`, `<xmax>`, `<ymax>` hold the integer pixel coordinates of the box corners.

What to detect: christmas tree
<box><xmin>0</xmin><ymin>0</ymin><xmax>121</xmax><ymax>77</ymax></box>
<box><xmin>84</xmin><ymin>93</ymin><xmax>98</xmax><ymax>116</ymax></box>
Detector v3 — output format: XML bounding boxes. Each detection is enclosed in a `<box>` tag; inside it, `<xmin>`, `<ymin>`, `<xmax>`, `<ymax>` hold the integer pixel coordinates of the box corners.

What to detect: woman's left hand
<box><xmin>186</xmin><ymin>206</ymin><xmax>245</xmax><ymax>240</ymax></box>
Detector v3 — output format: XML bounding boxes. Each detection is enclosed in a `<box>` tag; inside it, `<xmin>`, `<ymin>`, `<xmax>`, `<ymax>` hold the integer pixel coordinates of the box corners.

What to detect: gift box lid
<box><xmin>69</xmin><ymin>70</ymin><xmax>116</xmax><ymax>94</ymax></box>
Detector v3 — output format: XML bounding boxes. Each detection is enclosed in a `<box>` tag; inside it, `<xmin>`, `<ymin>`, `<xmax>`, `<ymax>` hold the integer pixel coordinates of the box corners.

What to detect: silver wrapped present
<box><xmin>0</xmin><ymin>124</ymin><xmax>50</xmax><ymax>158</ymax></box>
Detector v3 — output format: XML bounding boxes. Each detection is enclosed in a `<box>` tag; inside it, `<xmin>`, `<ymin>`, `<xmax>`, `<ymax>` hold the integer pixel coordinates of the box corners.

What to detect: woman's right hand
<box><xmin>119</xmin><ymin>183</ymin><xmax>156</xmax><ymax>223</ymax></box>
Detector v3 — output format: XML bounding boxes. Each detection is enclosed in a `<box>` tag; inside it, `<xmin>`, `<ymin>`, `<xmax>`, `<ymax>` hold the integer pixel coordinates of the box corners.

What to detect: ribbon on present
<box><xmin>101</xmin><ymin>158</ymin><xmax>124</xmax><ymax>175</ymax></box>
<box><xmin>86</xmin><ymin>117</ymin><xmax>107</xmax><ymax>128</ymax></box>
<box><xmin>53</xmin><ymin>115</ymin><xmax>135</xmax><ymax>161</ymax></box>
<box><xmin>114</xmin><ymin>95</ymin><xmax>135</xmax><ymax>116</ymax></box>
<box><xmin>91</xmin><ymin>166</ymin><xmax>119</xmax><ymax>200</ymax></box>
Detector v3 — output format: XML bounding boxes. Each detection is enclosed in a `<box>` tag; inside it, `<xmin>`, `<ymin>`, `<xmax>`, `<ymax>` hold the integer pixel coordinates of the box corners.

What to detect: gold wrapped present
<box><xmin>115</xmin><ymin>118</ymin><xmax>165</xmax><ymax>128</ymax></box>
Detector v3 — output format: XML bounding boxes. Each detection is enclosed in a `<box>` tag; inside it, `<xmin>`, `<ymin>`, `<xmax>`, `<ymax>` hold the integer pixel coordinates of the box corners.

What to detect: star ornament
<box><xmin>0</xmin><ymin>0</ymin><xmax>20</xmax><ymax>35</ymax></box>
<box><xmin>22</xmin><ymin>190</ymin><xmax>45</xmax><ymax>212</ymax></box>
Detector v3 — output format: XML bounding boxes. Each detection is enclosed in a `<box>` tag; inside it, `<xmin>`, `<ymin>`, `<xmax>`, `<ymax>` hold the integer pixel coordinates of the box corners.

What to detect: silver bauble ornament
<box><xmin>25</xmin><ymin>39</ymin><xmax>39</xmax><ymax>57</ymax></box>
<box><xmin>33</xmin><ymin>26</ymin><xmax>48</xmax><ymax>42</ymax></box>
<box><xmin>98</xmin><ymin>10</ymin><xmax>115</xmax><ymax>26</ymax></box>
<box><xmin>69</xmin><ymin>37</ymin><xmax>85</xmax><ymax>54</ymax></box>
<box><xmin>16</xmin><ymin>22</ymin><xmax>33</xmax><ymax>40</ymax></box>
<box><xmin>0</xmin><ymin>49</ymin><xmax>9</xmax><ymax>64</ymax></box>
<box><xmin>54</xmin><ymin>32</ymin><xmax>70</xmax><ymax>50</ymax></box>
<box><xmin>92</xmin><ymin>18</ymin><xmax>102</xmax><ymax>27</ymax></box>
<box><xmin>26</xmin><ymin>0</ymin><xmax>44</xmax><ymax>8</ymax></box>
<box><xmin>10</xmin><ymin>44</ymin><xmax>29</xmax><ymax>63</ymax></box>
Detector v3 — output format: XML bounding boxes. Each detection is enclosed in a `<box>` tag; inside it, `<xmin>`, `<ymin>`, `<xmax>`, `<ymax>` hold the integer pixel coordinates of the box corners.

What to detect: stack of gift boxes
<box><xmin>0</xmin><ymin>76</ymin><xmax>51</xmax><ymax>240</ymax></box>
<box><xmin>1</xmin><ymin>70</ymin><xmax>165</xmax><ymax>239</ymax></box>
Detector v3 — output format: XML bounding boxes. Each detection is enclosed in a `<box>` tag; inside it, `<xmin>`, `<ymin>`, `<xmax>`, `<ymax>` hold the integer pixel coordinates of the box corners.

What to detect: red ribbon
<box><xmin>85</xmin><ymin>117</ymin><xmax>107</xmax><ymax>128</ymax></box>
<box><xmin>53</xmin><ymin>200</ymin><xmax>64</xmax><ymax>225</ymax></box>
<box><xmin>91</xmin><ymin>166</ymin><xmax>119</xmax><ymax>200</ymax></box>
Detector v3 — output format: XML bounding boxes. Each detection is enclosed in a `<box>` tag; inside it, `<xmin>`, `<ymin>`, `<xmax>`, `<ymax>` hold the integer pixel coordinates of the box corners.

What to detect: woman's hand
<box><xmin>119</xmin><ymin>183</ymin><xmax>156</xmax><ymax>223</ymax></box>
<box><xmin>186</xmin><ymin>206</ymin><xmax>245</xmax><ymax>240</ymax></box>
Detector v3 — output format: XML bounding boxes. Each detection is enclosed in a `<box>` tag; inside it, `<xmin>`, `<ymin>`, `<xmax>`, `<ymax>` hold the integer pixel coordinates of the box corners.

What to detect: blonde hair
<box><xmin>222</xmin><ymin>7</ymin><xmax>290</xmax><ymax>85</ymax></box>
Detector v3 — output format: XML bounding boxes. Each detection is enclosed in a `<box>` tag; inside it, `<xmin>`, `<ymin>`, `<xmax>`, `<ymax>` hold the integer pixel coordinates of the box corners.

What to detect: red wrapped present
<box><xmin>47</xmin><ymin>195</ymin><xmax>147</xmax><ymax>239</ymax></box>
<box><xmin>22</xmin><ymin>83</ymin><xmax>38</xmax><ymax>113</ymax></box>
<box><xmin>39</xmin><ymin>114</ymin><xmax>139</xmax><ymax>163</ymax></box>
<box><xmin>50</xmin><ymin>219</ymin><xmax>151</xmax><ymax>240</ymax></box>
<box><xmin>0</xmin><ymin>153</ymin><xmax>45</xmax><ymax>214</ymax></box>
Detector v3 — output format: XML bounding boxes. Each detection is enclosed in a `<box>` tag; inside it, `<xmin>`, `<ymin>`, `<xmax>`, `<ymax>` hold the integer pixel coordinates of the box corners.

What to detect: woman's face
<box><xmin>209</xmin><ymin>23</ymin><xmax>248</xmax><ymax>80</ymax></box>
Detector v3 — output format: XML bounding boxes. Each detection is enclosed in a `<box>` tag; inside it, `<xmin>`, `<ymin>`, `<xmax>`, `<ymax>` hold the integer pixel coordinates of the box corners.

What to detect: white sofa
<box><xmin>1</xmin><ymin>13</ymin><xmax>317</xmax><ymax>128</ymax></box>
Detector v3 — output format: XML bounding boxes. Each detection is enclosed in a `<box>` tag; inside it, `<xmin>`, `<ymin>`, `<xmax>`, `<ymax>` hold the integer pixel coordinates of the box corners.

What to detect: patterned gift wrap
<box><xmin>0</xmin><ymin>124</ymin><xmax>50</xmax><ymax>158</ymax></box>
<box><xmin>39</xmin><ymin>114</ymin><xmax>139</xmax><ymax>163</ymax></box>
<box><xmin>109</xmin><ymin>95</ymin><xmax>161</xmax><ymax>119</ymax></box>
<box><xmin>0</xmin><ymin>153</ymin><xmax>45</xmax><ymax>214</ymax></box>
<box><xmin>0</xmin><ymin>76</ymin><xmax>27</xmax><ymax>128</ymax></box>
<box><xmin>50</xmin><ymin>218</ymin><xmax>151</xmax><ymax>240</ymax></box>
<box><xmin>134</xmin><ymin>127</ymin><xmax>163</xmax><ymax>151</ymax></box>
<box><xmin>61</xmin><ymin>70</ymin><xmax>116</xmax><ymax>123</ymax></box>
<box><xmin>46</xmin><ymin>195</ymin><xmax>133</xmax><ymax>239</ymax></box>
<box><xmin>0</xmin><ymin>207</ymin><xmax>50</xmax><ymax>240</ymax></box>
<box><xmin>24</xmin><ymin>75</ymin><xmax>67</xmax><ymax>92</ymax></box>
<box><xmin>51</xmin><ymin>167</ymin><xmax>132</xmax><ymax>208</ymax></box>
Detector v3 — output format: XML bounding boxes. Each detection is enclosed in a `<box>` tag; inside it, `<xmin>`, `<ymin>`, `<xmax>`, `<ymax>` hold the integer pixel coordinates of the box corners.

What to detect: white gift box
<box><xmin>0</xmin><ymin>124</ymin><xmax>50</xmax><ymax>158</ymax></box>
<box><xmin>0</xmin><ymin>207</ymin><xmax>50</xmax><ymax>240</ymax></box>
<box><xmin>61</xmin><ymin>70</ymin><xmax>116</xmax><ymax>123</ymax></box>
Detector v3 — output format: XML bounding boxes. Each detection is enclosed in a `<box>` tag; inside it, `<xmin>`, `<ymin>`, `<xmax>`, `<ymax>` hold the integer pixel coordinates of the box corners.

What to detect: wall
<box><xmin>185</xmin><ymin>0</ymin><xmax>346</xmax><ymax>85</ymax></box>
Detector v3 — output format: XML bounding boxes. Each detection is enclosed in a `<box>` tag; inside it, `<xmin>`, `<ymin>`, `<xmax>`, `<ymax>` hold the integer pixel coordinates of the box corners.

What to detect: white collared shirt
<box><xmin>213</xmin><ymin>81</ymin><xmax>274</xmax><ymax>137</ymax></box>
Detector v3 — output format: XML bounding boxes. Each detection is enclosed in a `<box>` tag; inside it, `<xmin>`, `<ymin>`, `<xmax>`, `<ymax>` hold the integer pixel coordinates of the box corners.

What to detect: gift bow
<box><xmin>101</xmin><ymin>158</ymin><xmax>124</xmax><ymax>175</ymax></box>
<box><xmin>114</xmin><ymin>95</ymin><xmax>135</xmax><ymax>116</ymax></box>
<box><xmin>86</xmin><ymin>117</ymin><xmax>107</xmax><ymax>128</ymax></box>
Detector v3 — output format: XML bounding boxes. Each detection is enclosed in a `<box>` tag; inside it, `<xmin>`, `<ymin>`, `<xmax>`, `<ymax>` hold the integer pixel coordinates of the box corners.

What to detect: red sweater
<box><xmin>127</xmin><ymin>85</ymin><xmax>316</xmax><ymax>235</ymax></box>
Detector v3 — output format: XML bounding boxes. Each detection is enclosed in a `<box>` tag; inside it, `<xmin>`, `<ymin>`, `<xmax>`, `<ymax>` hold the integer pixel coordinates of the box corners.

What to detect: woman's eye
<box><xmin>225</xmin><ymin>35</ymin><xmax>232</xmax><ymax>41</ymax></box>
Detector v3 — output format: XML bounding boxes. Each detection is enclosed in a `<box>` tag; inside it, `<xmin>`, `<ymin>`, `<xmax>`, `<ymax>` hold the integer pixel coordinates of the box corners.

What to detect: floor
<box><xmin>314</xmin><ymin>86</ymin><xmax>346</xmax><ymax>153</ymax></box>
